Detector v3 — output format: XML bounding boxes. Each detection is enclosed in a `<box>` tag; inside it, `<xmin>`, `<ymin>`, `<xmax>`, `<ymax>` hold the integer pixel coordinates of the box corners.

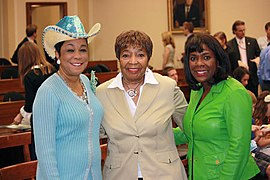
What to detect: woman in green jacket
<box><xmin>174</xmin><ymin>33</ymin><xmax>259</xmax><ymax>179</ymax></box>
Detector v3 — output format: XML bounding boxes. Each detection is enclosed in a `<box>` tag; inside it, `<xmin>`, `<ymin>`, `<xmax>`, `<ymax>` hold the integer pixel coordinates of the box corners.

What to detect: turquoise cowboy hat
<box><xmin>42</xmin><ymin>15</ymin><xmax>101</xmax><ymax>59</ymax></box>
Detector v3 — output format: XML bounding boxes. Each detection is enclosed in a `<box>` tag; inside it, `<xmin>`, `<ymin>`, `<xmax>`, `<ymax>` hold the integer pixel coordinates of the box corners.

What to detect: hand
<box><xmin>237</xmin><ymin>60</ymin><xmax>249</xmax><ymax>69</ymax></box>
<box><xmin>13</xmin><ymin>113</ymin><xmax>23</xmax><ymax>125</ymax></box>
<box><xmin>250</xmin><ymin>57</ymin><xmax>260</xmax><ymax>67</ymax></box>
<box><xmin>252</xmin><ymin>125</ymin><xmax>260</xmax><ymax>132</ymax></box>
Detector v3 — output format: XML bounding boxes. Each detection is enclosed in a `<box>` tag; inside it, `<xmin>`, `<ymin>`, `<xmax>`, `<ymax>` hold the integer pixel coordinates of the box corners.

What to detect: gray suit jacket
<box><xmin>96</xmin><ymin>73</ymin><xmax>188</xmax><ymax>180</ymax></box>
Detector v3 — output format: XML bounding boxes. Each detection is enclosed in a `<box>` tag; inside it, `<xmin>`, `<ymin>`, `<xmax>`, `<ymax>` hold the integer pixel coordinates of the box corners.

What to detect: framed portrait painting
<box><xmin>167</xmin><ymin>0</ymin><xmax>209</xmax><ymax>33</ymax></box>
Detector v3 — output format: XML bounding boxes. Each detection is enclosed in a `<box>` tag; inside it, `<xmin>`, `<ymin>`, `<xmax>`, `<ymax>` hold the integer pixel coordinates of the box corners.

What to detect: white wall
<box><xmin>92</xmin><ymin>0</ymin><xmax>169</xmax><ymax>69</ymax></box>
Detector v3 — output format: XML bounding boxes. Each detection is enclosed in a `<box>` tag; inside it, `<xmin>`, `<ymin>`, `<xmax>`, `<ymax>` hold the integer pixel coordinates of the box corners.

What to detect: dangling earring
<box><xmin>56</xmin><ymin>59</ymin><xmax>61</xmax><ymax>64</ymax></box>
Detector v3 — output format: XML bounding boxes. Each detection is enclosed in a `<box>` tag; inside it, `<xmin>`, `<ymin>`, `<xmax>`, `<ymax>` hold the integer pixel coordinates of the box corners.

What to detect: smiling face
<box><xmin>189</xmin><ymin>44</ymin><xmax>217</xmax><ymax>87</ymax></box>
<box><xmin>56</xmin><ymin>39</ymin><xmax>88</xmax><ymax>77</ymax></box>
<box><xmin>119</xmin><ymin>46</ymin><xmax>148</xmax><ymax>83</ymax></box>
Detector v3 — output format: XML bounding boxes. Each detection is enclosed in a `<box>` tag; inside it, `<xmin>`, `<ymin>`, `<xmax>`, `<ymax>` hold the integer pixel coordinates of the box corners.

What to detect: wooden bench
<box><xmin>0</xmin><ymin>160</ymin><xmax>37</xmax><ymax>180</ymax></box>
<box><xmin>0</xmin><ymin>71</ymin><xmax>118</xmax><ymax>102</ymax></box>
<box><xmin>86</xmin><ymin>60</ymin><xmax>118</xmax><ymax>72</ymax></box>
<box><xmin>0</xmin><ymin>65</ymin><xmax>18</xmax><ymax>78</ymax></box>
<box><xmin>0</xmin><ymin>100</ymin><xmax>24</xmax><ymax>125</ymax></box>
<box><xmin>0</xmin><ymin>131</ymin><xmax>31</xmax><ymax>162</ymax></box>
<box><xmin>0</xmin><ymin>79</ymin><xmax>24</xmax><ymax>101</ymax></box>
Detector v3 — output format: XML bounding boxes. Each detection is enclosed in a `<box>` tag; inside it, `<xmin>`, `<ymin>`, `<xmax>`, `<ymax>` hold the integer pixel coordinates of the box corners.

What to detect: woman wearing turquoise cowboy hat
<box><xmin>33</xmin><ymin>15</ymin><xmax>103</xmax><ymax>179</ymax></box>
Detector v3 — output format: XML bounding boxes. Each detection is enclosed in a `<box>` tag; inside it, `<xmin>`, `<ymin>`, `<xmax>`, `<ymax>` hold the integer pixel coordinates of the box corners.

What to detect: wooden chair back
<box><xmin>0</xmin><ymin>160</ymin><xmax>37</xmax><ymax>180</ymax></box>
<box><xmin>86</xmin><ymin>60</ymin><xmax>118</xmax><ymax>72</ymax></box>
<box><xmin>0</xmin><ymin>100</ymin><xmax>25</xmax><ymax>125</ymax></box>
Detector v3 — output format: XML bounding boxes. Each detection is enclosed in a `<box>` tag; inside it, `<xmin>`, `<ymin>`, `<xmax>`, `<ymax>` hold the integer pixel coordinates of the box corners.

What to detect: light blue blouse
<box><xmin>33</xmin><ymin>73</ymin><xmax>103</xmax><ymax>180</ymax></box>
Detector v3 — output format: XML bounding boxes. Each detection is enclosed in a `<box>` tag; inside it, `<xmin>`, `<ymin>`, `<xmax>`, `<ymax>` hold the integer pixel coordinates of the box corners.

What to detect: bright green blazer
<box><xmin>174</xmin><ymin>77</ymin><xmax>259</xmax><ymax>179</ymax></box>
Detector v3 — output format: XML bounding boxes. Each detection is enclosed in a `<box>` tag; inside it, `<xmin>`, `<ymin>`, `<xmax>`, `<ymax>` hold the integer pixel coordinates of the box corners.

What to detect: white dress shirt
<box><xmin>237</xmin><ymin>37</ymin><xmax>248</xmax><ymax>67</ymax></box>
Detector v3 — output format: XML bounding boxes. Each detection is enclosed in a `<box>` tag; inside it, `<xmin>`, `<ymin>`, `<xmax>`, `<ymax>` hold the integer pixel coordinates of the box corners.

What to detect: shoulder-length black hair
<box><xmin>184</xmin><ymin>33</ymin><xmax>230</xmax><ymax>90</ymax></box>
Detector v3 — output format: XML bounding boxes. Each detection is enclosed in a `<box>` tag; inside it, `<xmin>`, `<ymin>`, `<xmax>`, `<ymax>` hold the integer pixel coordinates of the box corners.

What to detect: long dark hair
<box><xmin>253</xmin><ymin>91</ymin><xmax>270</xmax><ymax>125</ymax></box>
<box><xmin>184</xmin><ymin>33</ymin><xmax>230</xmax><ymax>90</ymax></box>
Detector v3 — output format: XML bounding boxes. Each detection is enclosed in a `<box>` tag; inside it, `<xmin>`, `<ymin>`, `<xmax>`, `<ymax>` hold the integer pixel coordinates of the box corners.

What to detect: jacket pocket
<box><xmin>156</xmin><ymin>150</ymin><xmax>180</xmax><ymax>164</ymax></box>
<box><xmin>104</xmin><ymin>155</ymin><xmax>121</xmax><ymax>169</ymax></box>
<box><xmin>203</xmin><ymin>152</ymin><xmax>225</xmax><ymax>179</ymax></box>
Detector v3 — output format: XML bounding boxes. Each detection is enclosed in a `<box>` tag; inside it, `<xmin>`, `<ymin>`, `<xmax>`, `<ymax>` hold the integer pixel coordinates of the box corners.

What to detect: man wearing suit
<box><xmin>11</xmin><ymin>24</ymin><xmax>37</xmax><ymax>64</ymax></box>
<box><xmin>97</xmin><ymin>30</ymin><xmax>188</xmax><ymax>180</ymax></box>
<box><xmin>173</xmin><ymin>0</ymin><xmax>200</xmax><ymax>28</ymax></box>
<box><xmin>227</xmin><ymin>20</ymin><xmax>261</xmax><ymax>96</ymax></box>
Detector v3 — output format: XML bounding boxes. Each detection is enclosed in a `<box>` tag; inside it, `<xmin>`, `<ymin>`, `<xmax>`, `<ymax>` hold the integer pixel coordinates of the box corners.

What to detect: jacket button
<box><xmin>134</xmin><ymin>151</ymin><xmax>139</xmax><ymax>154</ymax></box>
<box><xmin>135</xmin><ymin>135</ymin><xmax>139</xmax><ymax>138</ymax></box>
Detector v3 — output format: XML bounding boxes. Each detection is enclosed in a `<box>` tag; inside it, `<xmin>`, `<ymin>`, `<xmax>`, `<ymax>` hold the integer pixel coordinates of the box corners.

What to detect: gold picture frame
<box><xmin>167</xmin><ymin>0</ymin><xmax>209</xmax><ymax>33</ymax></box>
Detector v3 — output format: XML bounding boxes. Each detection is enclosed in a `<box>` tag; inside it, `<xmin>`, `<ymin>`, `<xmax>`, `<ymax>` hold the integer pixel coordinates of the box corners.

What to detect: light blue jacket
<box><xmin>33</xmin><ymin>73</ymin><xmax>103</xmax><ymax>180</ymax></box>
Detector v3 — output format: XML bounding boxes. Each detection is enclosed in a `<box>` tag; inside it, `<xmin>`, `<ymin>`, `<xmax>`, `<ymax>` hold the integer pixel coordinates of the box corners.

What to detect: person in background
<box><xmin>180</xmin><ymin>22</ymin><xmax>194</xmax><ymax>64</ymax></box>
<box><xmin>174</xmin><ymin>33</ymin><xmax>259</xmax><ymax>179</ymax></box>
<box><xmin>214</xmin><ymin>31</ymin><xmax>238</xmax><ymax>74</ymax></box>
<box><xmin>173</xmin><ymin>0</ymin><xmax>200</xmax><ymax>28</ymax></box>
<box><xmin>257</xmin><ymin>22</ymin><xmax>270</xmax><ymax>50</ymax></box>
<box><xmin>250</xmin><ymin>91</ymin><xmax>270</xmax><ymax>179</ymax></box>
<box><xmin>33</xmin><ymin>15</ymin><xmax>103</xmax><ymax>179</ymax></box>
<box><xmin>163</xmin><ymin>66</ymin><xmax>179</xmax><ymax>83</ymax></box>
<box><xmin>183</xmin><ymin>21</ymin><xmax>194</xmax><ymax>38</ymax></box>
<box><xmin>11</xmin><ymin>24</ymin><xmax>37</xmax><ymax>64</ymax></box>
<box><xmin>233</xmin><ymin>66</ymin><xmax>250</xmax><ymax>87</ymax></box>
<box><xmin>161</xmin><ymin>31</ymin><xmax>176</xmax><ymax>69</ymax></box>
<box><xmin>227</xmin><ymin>20</ymin><xmax>261</xmax><ymax>96</ymax></box>
<box><xmin>231</xmin><ymin>67</ymin><xmax>270</xmax><ymax>176</ymax></box>
<box><xmin>12</xmin><ymin>42</ymin><xmax>56</xmax><ymax>160</ymax></box>
<box><xmin>96</xmin><ymin>30</ymin><xmax>188</xmax><ymax>180</ymax></box>
<box><xmin>258</xmin><ymin>43</ymin><xmax>270</xmax><ymax>91</ymax></box>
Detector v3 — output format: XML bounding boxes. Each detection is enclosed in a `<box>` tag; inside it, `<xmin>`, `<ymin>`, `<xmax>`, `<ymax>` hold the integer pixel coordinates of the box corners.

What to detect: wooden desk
<box><xmin>0</xmin><ymin>128</ymin><xmax>31</xmax><ymax>167</ymax></box>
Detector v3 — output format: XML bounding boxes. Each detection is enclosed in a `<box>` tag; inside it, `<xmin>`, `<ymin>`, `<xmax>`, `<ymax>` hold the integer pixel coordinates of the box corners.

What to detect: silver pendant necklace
<box><xmin>124</xmin><ymin>81</ymin><xmax>142</xmax><ymax>99</ymax></box>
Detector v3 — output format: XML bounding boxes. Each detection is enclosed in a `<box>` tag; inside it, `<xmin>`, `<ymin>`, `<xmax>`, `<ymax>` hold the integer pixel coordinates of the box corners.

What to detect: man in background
<box><xmin>257</xmin><ymin>22</ymin><xmax>270</xmax><ymax>50</ymax></box>
<box><xmin>227</xmin><ymin>20</ymin><xmax>261</xmax><ymax>96</ymax></box>
<box><xmin>183</xmin><ymin>21</ymin><xmax>194</xmax><ymax>38</ymax></box>
<box><xmin>163</xmin><ymin>66</ymin><xmax>179</xmax><ymax>83</ymax></box>
<box><xmin>11</xmin><ymin>24</ymin><xmax>37</xmax><ymax>64</ymax></box>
